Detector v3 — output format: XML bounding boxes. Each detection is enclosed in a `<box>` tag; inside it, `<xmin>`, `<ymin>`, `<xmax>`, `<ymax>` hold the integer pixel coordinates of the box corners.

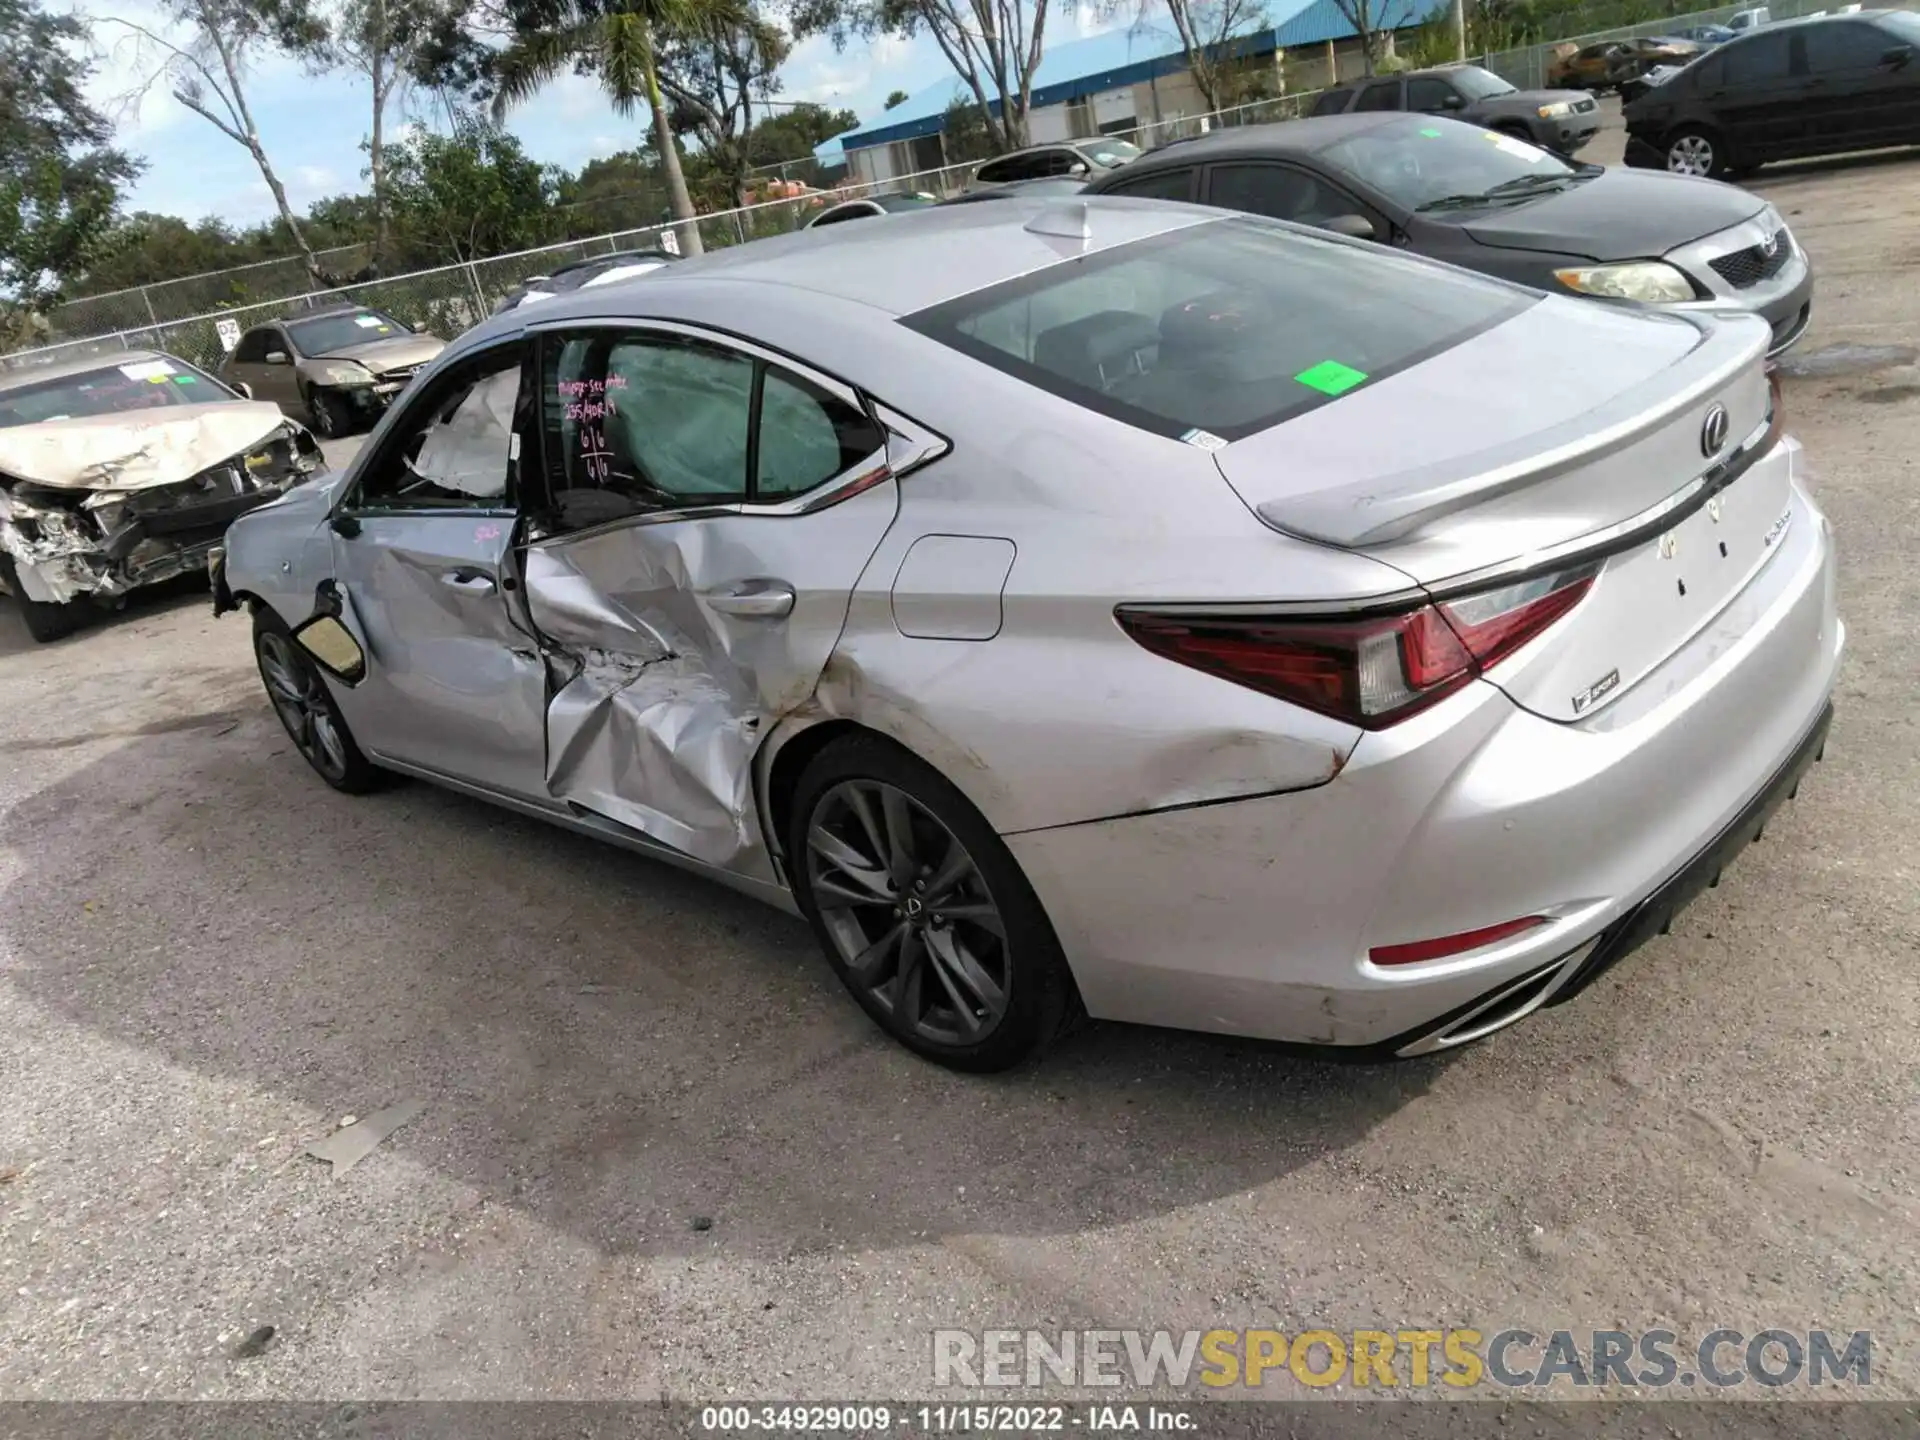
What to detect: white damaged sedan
<box><xmin>0</xmin><ymin>350</ymin><xmax>322</xmax><ymax>641</ymax></box>
<box><xmin>215</xmin><ymin>200</ymin><xmax>1841</xmax><ymax>1069</ymax></box>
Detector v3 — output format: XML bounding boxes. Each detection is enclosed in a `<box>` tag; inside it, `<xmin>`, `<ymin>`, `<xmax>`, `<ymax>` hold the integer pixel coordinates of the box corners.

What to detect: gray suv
<box><xmin>1312</xmin><ymin>64</ymin><xmax>1601</xmax><ymax>155</ymax></box>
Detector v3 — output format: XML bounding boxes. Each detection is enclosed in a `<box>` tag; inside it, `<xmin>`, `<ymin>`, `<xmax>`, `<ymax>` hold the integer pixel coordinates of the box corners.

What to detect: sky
<box><xmin>76</xmin><ymin>0</ymin><xmax>1130</xmax><ymax>228</ymax></box>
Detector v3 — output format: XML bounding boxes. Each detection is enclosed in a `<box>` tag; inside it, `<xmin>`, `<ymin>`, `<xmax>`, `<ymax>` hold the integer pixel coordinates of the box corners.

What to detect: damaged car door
<box><xmin>517</xmin><ymin>323</ymin><xmax>899</xmax><ymax>879</ymax></box>
<box><xmin>323</xmin><ymin>340</ymin><xmax>551</xmax><ymax>800</ymax></box>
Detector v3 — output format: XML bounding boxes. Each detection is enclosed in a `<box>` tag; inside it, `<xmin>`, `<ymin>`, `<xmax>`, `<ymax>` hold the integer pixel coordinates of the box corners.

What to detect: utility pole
<box><xmin>1454</xmin><ymin>0</ymin><xmax>1467</xmax><ymax>60</ymax></box>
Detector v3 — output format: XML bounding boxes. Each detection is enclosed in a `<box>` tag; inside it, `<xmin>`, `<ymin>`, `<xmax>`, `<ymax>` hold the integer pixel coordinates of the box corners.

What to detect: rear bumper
<box><xmin>1009</xmin><ymin>477</ymin><xmax>1842</xmax><ymax>1050</ymax></box>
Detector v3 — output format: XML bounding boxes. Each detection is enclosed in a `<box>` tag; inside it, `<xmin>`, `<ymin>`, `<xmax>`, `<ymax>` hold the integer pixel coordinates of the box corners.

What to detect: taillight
<box><xmin>1117</xmin><ymin>562</ymin><xmax>1597</xmax><ymax>730</ymax></box>
<box><xmin>1370</xmin><ymin>915</ymin><xmax>1549</xmax><ymax>967</ymax></box>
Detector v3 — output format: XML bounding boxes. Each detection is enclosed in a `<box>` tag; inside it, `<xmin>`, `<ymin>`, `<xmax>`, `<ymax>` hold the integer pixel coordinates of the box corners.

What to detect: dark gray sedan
<box><xmin>1311</xmin><ymin>64</ymin><xmax>1601</xmax><ymax>155</ymax></box>
<box><xmin>1084</xmin><ymin>112</ymin><xmax>1812</xmax><ymax>354</ymax></box>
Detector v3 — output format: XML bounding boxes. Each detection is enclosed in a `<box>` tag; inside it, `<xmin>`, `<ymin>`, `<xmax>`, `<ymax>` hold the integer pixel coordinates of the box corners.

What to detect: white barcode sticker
<box><xmin>119</xmin><ymin>359</ymin><xmax>176</xmax><ymax>381</ymax></box>
<box><xmin>1180</xmin><ymin>428</ymin><xmax>1228</xmax><ymax>452</ymax></box>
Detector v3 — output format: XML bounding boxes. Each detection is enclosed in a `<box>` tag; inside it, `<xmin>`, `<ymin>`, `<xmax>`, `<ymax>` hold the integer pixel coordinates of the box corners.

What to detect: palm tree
<box><xmin>491</xmin><ymin>0</ymin><xmax>744</xmax><ymax>256</ymax></box>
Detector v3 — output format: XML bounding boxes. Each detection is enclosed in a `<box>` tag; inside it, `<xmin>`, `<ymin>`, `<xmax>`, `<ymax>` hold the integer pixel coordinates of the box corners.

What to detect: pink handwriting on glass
<box><xmin>564</xmin><ymin>398</ymin><xmax>614</xmax><ymax>422</ymax></box>
<box><xmin>555</xmin><ymin>375</ymin><xmax>630</xmax><ymax>399</ymax></box>
<box><xmin>579</xmin><ymin>425</ymin><xmax>613</xmax><ymax>482</ymax></box>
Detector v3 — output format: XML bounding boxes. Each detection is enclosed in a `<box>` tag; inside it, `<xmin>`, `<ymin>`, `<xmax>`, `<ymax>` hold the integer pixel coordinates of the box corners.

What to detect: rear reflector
<box><xmin>1370</xmin><ymin>916</ymin><xmax>1550</xmax><ymax>967</ymax></box>
<box><xmin>1117</xmin><ymin>562</ymin><xmax>1598</xmax><ymax>730</ymax></box>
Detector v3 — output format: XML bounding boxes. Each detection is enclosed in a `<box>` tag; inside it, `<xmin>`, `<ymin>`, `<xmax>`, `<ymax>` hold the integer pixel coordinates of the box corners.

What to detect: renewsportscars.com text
<box><xmin>932</xmin><ymin>1327</ymin><xmax>1872</xmax><ymax>1391</ymax></box>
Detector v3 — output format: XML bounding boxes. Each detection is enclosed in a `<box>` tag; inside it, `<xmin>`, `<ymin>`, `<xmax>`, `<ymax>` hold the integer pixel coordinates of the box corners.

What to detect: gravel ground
<box><xmin>1</xmin><ymin>134</ymin><xmax>1917</xmax><ymax>1404</ymax></box>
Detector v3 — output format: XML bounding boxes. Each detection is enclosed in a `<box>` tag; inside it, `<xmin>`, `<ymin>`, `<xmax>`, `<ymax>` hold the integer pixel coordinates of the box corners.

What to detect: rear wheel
<box><xmin>1665</xmin><ymin>126</ymin><xmax>1727</xmax><ymax>179</ymax></box>
<box><xmin>0</xmin><ymin>553</ymin><xmax>85</xmax><ymax>643</ymax></box>
<box><xmin>253</xmin><ymin>607</ymin><xmax>380</xmax><ymax>792</ymax></box>
<box><xmin>788</xmin><ymin>735</ymin><xmax>1079</xmax><ymax>1072</ymax></box>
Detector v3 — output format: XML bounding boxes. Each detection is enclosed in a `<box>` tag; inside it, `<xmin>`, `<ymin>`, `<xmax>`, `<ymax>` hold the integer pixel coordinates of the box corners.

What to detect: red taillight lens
<box><xmin>1370</xmin><ymin>915</ymin><xmax>1549</xmax><ymax>967</ymax></box>
<box><xmin>1118</xmin><ymin>563</ymin><xmax>1597</xmax><ymax>730</ymax></box>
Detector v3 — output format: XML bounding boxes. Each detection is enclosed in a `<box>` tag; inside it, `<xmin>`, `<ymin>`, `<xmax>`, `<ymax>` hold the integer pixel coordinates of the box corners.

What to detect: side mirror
<box><xmin>292</xmin><ymin>613</ymin><xmax>366</xmax><ymax>685</ymax></box>
<box><xmin>1441</xmin><ymin>93</ymin><xmax>1467</xmax><ymax>109</ymax></box>
<box><xmin>1882</xmin><ymin>43</ymin><xmax>1912</xmax><ymax>67</ymax></box>
<box><xmin>1321</xmin><ymin>214</ymin><xmax>1378</xmax><ymax>241</ymax></box>
<box><xmin>232</xmin><ymin>381</ymin><xmax>253</xmax><ymax>399</ymax></box>
<box><xmin>1068</xmin><ymin>160</ymin><xmax>1090</xmax><ymax>176</ymax></box>
<box><xmin>265</xmin><ymin>350</ymin><xmax>290</xmax><ymax>365</ymax></box>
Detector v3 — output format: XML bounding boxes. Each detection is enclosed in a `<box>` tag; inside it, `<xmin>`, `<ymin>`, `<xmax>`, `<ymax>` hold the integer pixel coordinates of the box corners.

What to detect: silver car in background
<box><xmin>215</xmin><ymin>199</ymin><xmax>1841</xmax><ymax>1070</ymax></box>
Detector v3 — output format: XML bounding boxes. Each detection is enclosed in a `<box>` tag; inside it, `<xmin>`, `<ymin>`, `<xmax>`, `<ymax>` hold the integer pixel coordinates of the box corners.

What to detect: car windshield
<box><xmin>0</xmin><ymin>359</ymin><xmax>233</xmax><ymax>428</ymax></box>
<box><xmin>1081</xmin><ymin>137</ymin><xmax>1143</xmax><ymax>167</ymax></box>
<box><xmin>1320</xmin><ymin>115</ymin><xmax>1581</xmax><ymax>211</ymax></box>
<box><xmin>1449</xmin><ymin>66</ymin><xmax>1516</xmax><ymax>99</ymax></box>
<box><xmin>286</xmin><ymin>310</ymin><xmax>411</xmax><ymax>355</ymax></box>
<box><xmin>904</xmin><ymin>215</ymin><xmax>1532</xmax><ymax>442</ymax></box>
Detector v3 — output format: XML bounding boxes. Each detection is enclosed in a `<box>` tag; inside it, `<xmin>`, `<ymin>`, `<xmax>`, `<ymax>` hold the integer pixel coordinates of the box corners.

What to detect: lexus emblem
<box><xmin>1701</xmin><ymin>403</ymin><xmax>1730</xmax><ymax>457</ymax></box>
<box><xmin>1762</xmin><ymin>230</ymin><xmax>1780</xmax><ymax>256</ymax></box>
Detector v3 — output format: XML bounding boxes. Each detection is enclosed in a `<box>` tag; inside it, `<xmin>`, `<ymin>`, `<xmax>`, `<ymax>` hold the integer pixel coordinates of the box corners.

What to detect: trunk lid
<box><xmin>1218</xmin><ymin>300</ymin><xmax>1782</xmax><ymax>722</ymax></box>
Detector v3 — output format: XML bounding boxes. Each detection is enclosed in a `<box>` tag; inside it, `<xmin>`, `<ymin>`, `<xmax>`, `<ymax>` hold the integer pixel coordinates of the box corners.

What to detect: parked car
<box><xmin>938</xmin><ymin>176</ymin><xmax>1089</xmax><ymax>205</ymax></box>
<box><xmin>805</xmin><ymin>192</ymin><xmax>938</xmax><ymax>227</ymax></box>
<box><xmin>1728</xmin><ymin>7</ymin><xmax>1773</xmax><ymax>33</ymax></box>
<box><xmin>1081</xmin><ymin>112</ymin><xmax>1813</xmax><ymax>354</ymax></box>
<box><xmin>971</xmin><ymin>136</ymin><xmax>1141</xmax><ymax>186</ymax></box>
<box><xmin>1618</xmin><ymin>62</ymin><xmax>1692</xmax><ymax>104</ymax></box>
<box><xmin>1310</xmin><ymin>64</ymin><xmax>1601</xmax><ymax>154</ymax></box>
<box><xmin>1548</xmin><ymin>40</ymin><xmax>1635</xmax><ymax>88</ymax></box>
<box><xmin>493</xmin><ymin>247</ymin><xmax>680</xmax><ymax>313</ymax></box>
<box><xmin>1548</xmin><ymin>37</ymin><xmax>1701</xmax><ymax>90</ymax></box>
<box><xmin>219</xmin><ymin>306</ymin><xmax>446</xmax><ymax>439</ymax></box>
<box><xmin>1624</xmin><ymin>10</ymin><xmax>1920</xmax><ymax>180</ymax></box>
<box><xmin>1673</xmin><ymin>23</ymin><xmax>1737</xmax><ymax>44</ymax></box>
<box><xmin>0</xmin><ymin>350</ymin><xmax>321</xmax><ymax>641</ymax></box>
<box><xmin>214</xmin><ymin>198</ymin><xmax>1839</xmax><ymax>1071</ymax></box>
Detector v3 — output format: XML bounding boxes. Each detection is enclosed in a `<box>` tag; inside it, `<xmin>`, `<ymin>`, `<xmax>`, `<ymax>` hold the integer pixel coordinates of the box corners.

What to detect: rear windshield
<box><xmin>0</xmin><ymin>358</ymin><xmax>234</xmax><ymax>427</ymax></box>
<box><xmin>902</xmin><ymin>216</ymin><xmax>1532</xmax><ymax>442</ymax></box>
<box><xmin>1450</xmin><ymin>66</ymin><xmax>1515</xmax><ymax>99</ymax></box>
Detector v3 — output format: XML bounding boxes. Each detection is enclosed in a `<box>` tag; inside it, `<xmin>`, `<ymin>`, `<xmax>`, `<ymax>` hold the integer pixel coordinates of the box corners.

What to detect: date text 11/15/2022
<box><xmin>700</xmin><ymin>1405</ymin><xmax>1197</xmax><ymax>1433</ymax></box>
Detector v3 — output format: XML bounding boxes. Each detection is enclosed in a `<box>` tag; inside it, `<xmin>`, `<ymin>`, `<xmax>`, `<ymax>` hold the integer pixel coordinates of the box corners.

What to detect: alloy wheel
<box><xmin>258</xmin><ymin>631</ymin><xmax>349</xmax><ymax>782</ymax></box>
<box><xmin>805</xmin><ymin>779</ymin><xmax>1012</xmax><ymax>1046</ymax></box>
<box><xmin>1668</xmin><ymin>134</ymin><xmax>1714</xmax><ymax>176</ymax></box>
<box><xmin>307</xmin><ymin>392</ymin><xmax>336</xmax><ymax>439</ymax></box>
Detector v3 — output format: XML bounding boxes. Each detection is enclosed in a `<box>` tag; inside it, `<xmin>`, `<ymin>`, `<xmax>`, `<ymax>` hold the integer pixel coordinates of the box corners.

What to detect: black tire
<box><xmin>304</xmin><ymin>387</ymin><xmax>352</xmax><ymax>439</ymax></box>
<box><xmin>251</xmin><ymin>606</ymin><xmax>382</xmax><ymax>793</ymax></box>
<box><xmin>788</xmin><ymin>734</ymin><xmax>1080</xmax><ymax>1072</ymax></box>
<box><xmin>0</xmin><ymin>553</ymin><xmax>85</xmax><ymax>643</ymax></box>
<box><xmin>1665</xmin><ymin>125</ymin><xmax>1729</xmax><ymax>180</ymax></box>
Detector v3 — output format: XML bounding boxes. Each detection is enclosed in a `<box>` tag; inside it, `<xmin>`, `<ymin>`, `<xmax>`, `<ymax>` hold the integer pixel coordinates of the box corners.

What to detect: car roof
<box><xmin>0</xmin><ymin>348</ymin><xmax>181</xmax><ymax>391</ymax></box>
<box><xmin>1113</xmin><ymin>112</ymin><xmax>1409</xmax><ymax>167</ymax></box>
<box><xmin>462</xmin><ymin>197</ymin><xmax>1215</xmax><ymax>335</ymax></box>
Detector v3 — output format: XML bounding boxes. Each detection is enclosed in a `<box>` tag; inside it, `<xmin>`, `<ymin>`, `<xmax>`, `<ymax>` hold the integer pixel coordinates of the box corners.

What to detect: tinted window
<box><xmin>1721</xmin><ymin>31</ymin><xmax>1791</xmax><ymax>83</ymax></box>
<box><xmin>1355</xmin><ymin>80</ymin><xmax>1402</xmax><ymax>111</ymax></box>
<box><xmin>977</xmin><ymin>154</ymin><xmax>1036</xmax><ymax>184</ymax></box>
<box><xmin>756</xmin><ymin>371</ymin><xmax>885</xmax><ymax>502</ymax></box>
<box><xmin>812</xmin><ymin>203</ymin><xmax>879</xmax><ymax>226</ymax></box>
<box><xmin>1102</xmin><ymin>166</ymin><xmax>1197</xmax><ymax>201</ymax></box>
<box><xmin>1405</xmin><ymin>77</ymin><xmax>1458</xmax><ymax>111</ymax></box>
<box><xmin>0</xmin><ymin>358</ymin><xmax>234</xmax><ymax>427</ymax></box>
<box><xmin>359</xmin><ymin>347</ymin><xmax>524</xmax><ymax>508</ymax></box>
<box><xmin>233</xmin><ymin>328</ymin><xmax>275</xmax><ymax>363</ymax></box>
<box><xmin>1320</xmin><ymin>115</ymin><xmax>1573</xmax><ymax>211</ymax></box>
<box><xmin>1311</xmin><ymin>88</ymin><xmax>1353</xmax><ymax>115</ymax></box>
<box><xmin>1207</xmin><ymin>164</ymin><xmax>1350</xmax><ymax>225</ymax></box>
<box><xmin>1801</xmin><ymin>20</ymin><xmax>1888</xmax><ymax>72</ymax></box>
<box><xmin>286</xmin><ymin>310</ymin><xmax>411</xmax><ymax>355</ymax></box>
<box><xmin>904</xmin><ymin>217</ymin><xmax>1531</xmax><ymax>442</ymax></box>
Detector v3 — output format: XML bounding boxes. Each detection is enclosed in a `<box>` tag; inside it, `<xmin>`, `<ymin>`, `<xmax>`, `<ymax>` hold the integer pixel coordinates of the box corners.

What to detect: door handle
<box><xmin>706</xmin><ymin>581</ymin><xmax>795</xmax><ymax>618</ymax></box>
<box><xmin>441</xmin><ymin>569</ymin><xmax>496</xmax><ymax>594</ymax></box>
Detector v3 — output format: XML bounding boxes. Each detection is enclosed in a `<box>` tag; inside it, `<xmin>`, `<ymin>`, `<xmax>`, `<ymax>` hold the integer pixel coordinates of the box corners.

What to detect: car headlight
<box><xmin>1553</xmin><ymin>260</ymin><xmax>1696</xmax><ymax>304</ymax></box>
<box><xmin>313</xmin><ymin>362</ymin><xmax>374</xmax><ymax>386</ymax></box>
<box><xmin>1537</xmin><ymin>101</ymin><xmax>1574</xmax><ymax>118</ymax></box>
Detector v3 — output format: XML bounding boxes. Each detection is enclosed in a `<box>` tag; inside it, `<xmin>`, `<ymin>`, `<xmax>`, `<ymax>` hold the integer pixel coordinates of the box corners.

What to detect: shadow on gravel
<box><xmin>1</xmin><ymin>699</ymin><xmax>1441</xmax><ymax>1260</ymax></box>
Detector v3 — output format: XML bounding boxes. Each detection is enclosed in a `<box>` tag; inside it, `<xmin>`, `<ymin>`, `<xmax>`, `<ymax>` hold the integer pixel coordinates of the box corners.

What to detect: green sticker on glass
<box><xmin>173</xmin><ymin>373</ymin><xmax>198</xmax><ymax>384</ymax></box>
<box><xmin>1295</xmin><ymin>359</ymin><xmax>1369</xmax><ymax>397</ymax></box>
<box><xmin>1419</xmin><ymin>126</ymin><xmax>1442</xmax><ymax>137</ymax></box>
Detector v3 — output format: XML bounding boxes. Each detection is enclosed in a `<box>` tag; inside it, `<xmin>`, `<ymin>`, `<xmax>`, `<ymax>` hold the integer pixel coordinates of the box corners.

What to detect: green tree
<box><xmin>658</xmin><ymin>12</ymin><xmax>790</xmax><ymax>208</ymax></box>
<box><xmin>0</xmin><ymin>0</ymin><xmax>140</xmax><ymax>329</ymax></box>
<box><xmin>884</xmin><ymin>87</ymin><xmax>909</xmax><ymax>107</ymax></box>
<box><xmin>489</xmin><ymin>0</ymin><xmax>752</xmax><ymax>256</ymax></box>
<box><xmin>383</xmin><ymin>121</ymin><xmax>565</xmax><ymax>264</ymax></box>
<box><xmin>829</xmin><ymin>0</ymin><xmax>1051</xmax><ymax>152</ymax></box>
<box><xmin>746</xmin><ymin>101</ymin><xmax>859</xmax><ymax>165</ymax></box>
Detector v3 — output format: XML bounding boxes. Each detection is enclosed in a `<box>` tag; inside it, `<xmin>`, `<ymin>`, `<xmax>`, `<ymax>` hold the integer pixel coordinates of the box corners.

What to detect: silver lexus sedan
<box><xmin>213</xmin><ymin>198</ymin><xmax>1842</xmax><ymax>1071</ymax></box>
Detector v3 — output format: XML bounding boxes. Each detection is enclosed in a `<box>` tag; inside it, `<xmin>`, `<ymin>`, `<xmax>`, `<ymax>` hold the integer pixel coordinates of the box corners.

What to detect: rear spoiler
<box><xmin>1251</xmin><ymin>314</ymin><xmax>1771</xmax><ymax>549</ymax></box>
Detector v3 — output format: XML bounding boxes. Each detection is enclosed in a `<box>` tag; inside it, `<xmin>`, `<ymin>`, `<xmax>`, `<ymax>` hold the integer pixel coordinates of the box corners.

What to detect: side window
<box><xmin>356</xmin><ymin>345</ymin><xmax>526</xmax><ymax>509</ymax></box>
<box><xmin>233</xmin><ymin>328</ymin><xmax>272</xmax><ymax>363</ymax></box>
<box><xmin>812</xmin><ymin>204</ymin><xmax>870</xmax><ymax>227</ymax></box>
<box><xmin>1207</xmin><ymin>164</ymin><xmax>1343</xmax><ymax>225</ymax></box>
<box><xmin>1723</xmin><ymin>31</ymin><xmax>1791</xmax><ymax>83</ymax></box>
<box><xmin>1310</xmin><ymin>88</ymin><xmax>1352</xmax><ymax>116</ymax></box>
<box><xmin>1102</xmin><ymin>166</ymin><xmax>1196</xmax><ymax>201</ymax></box>
<box><xmin>1800</xmin><ymin>21</ymin><xmax>1884</xmax><ymax>73</ymax></box>
<box><xmin>976</xmin><ymin>156</ymin><xmax>1021</xmax><ymax>184</ymax></box>
<box><xmin>1354</xmin><ymin>81</ymin><xmax>1402</xmax><ymax>112</ymax></box>
<box><xmin>756</xmin><ymin>369</ymin><xmax>885</xmax><ymax>502</ymax></box>
<box><xmin>1405</xmin><ymin>77</ymin><xmax>1456</xmax><ymax>111</ymax></box>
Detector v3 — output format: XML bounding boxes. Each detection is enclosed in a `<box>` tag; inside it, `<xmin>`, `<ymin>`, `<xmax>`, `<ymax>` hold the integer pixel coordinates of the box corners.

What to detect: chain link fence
<box><xmin>1477</xmin><ymin>0</ymin><xmax>1846</xmax><ymax>87</ymax></box>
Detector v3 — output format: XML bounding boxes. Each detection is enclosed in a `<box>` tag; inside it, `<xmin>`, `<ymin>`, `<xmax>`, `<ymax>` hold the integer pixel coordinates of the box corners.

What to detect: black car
<box><xmin>1080</xmin><ymin>111</ymin><xmax>1813</xmax><ymax>355</ymax></box>
<box><xmin>1624</xmin><ymin>10</ymin><xmax>1920</xmax><ymax>179</ymax></box>
<box><xmin>804</xmin><ymin>192</ymin><xmax>939</xmax><ymax>227</ymax></box>
<box><xmin>1310</xmin><ymin>64</ymin><xmax>1601</xmax><ymax>155</ymax></box>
